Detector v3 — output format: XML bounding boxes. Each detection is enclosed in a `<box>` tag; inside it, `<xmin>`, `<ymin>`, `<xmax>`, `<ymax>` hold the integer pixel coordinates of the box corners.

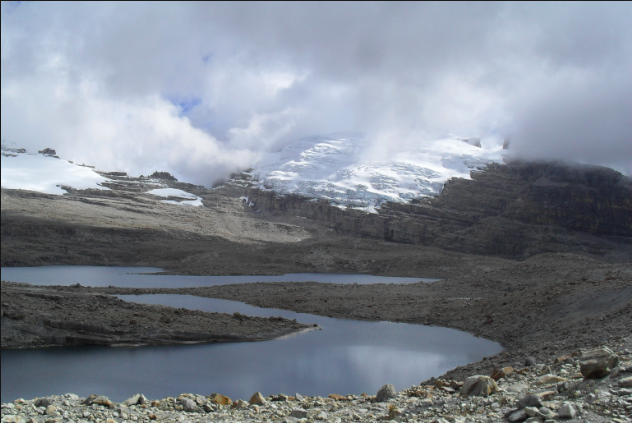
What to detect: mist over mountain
<box><xmin>2</xmin><ymin>2</ymin><xmax>631</xmax><ymax>184</ymax></box>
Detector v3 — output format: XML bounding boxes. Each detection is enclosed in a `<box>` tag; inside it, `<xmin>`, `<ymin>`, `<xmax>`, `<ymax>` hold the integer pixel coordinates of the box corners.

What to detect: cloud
<box><xmin>2</xmin><ymin>2</ymin><xmax>631</xmax><ymax>184</ymax></box>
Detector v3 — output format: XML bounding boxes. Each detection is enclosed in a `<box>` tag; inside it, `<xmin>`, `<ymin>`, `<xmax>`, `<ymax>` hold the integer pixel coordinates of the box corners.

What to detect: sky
<box><xmin>2</xmin><ymin>2</ymin><xmax>631</xmax><ymax>184</ymax></box>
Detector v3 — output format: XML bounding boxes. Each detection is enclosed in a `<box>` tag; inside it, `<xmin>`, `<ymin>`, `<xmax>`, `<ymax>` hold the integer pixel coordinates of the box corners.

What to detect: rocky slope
<box><xmin>242</xmin><ymin>160</ymin><xmax>632</xmax><ymax>262</ymax></box>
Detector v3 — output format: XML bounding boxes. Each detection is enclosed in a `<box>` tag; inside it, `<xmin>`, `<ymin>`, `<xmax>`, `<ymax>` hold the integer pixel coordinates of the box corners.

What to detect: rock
<box><xmin>202</xmin><ymin>403</ymin><xmax>216</xmax><ymax>413</ymax></box>
<box><xmin>249</xmin><ymin>392</ymin><xmax>266</xmax><ymax>405</ymax></box>
<box><xmin>538</xmin><ymin>407</ymin><xmax>554</xmax><ymax>419</ymax></box>
<box><xmin>618</xmin><ymin>376</ymin><xmax>632</xmax><ymax>388</ymax></box>
<box><xmin>45</xmin><ymin>405</ymin><xmax>57</xmax><ymax>416</ymax></box>
<box><xmin>491</xmin><ymin>366</ymin><xmax>514</xmax><ymax>381</ymax></box>
<box><xmin>558</xmin><ymin>402</ymin><xmax>576</xmax><ymax>419</ymax></box>
<box><xmin>34</xmin><ymin>398</ymin><xmax>53</xmax><ymax>408</ymax></box>
<box><xmin>536</xmin><ymin>374</ymin><xmax>567</xmax><ymax>385</ymax></box>
<box><xmin>122</xmin><ymin>394</ymin><xmax>146</xmax><ymax>406</ymax></box>
<box><xmin>82</xmin><ymin>395</ymin><xmax>113</xmax><ymax>408</ymax></box>
<box><xmin>38</xmin><ymin>148</ymin><xmax>57</xmax><ymax>157</ymax></box>
<box><xmin>508</xmin><ymin>409</ymin><xmax>528</xmax><ymax>422</ymax></box>
<box><xmin>506</xmin><ymin>383</ymin><xmax>528</xmax><ymax>393</ymax></box>
<box><xmin>289</xmin><ymin>408</ymin><xmax>308</xmax><ymax>418</ymax></box>
<box><xmin>295</xmin><ymin>393</ymin><xmax>305</xmax><ymax>401</ymax></box>
<box><xmin>209</xmin><ymin>393</ymin><xmax>232</xmax><ymax>405</ymax></box>
<box><xmin>231</xmin><ymin>399</ymin><xmax>249</xmax><ymax>410</ymax></box>
<box><xmin>580</xmin><ymin>347</ymin><xmax>619</xmax><ymax>378</ymax></box>
<box><xmin>460</xmin><ymin>375</ymin><xmax>498</xmax><ymax>397</ymax></box>
<box><xmin>524</xmin><ymin>406</ymin><xmax>539</xmax><ymax>417</ymax></box>
<box><xmin>316</xmin><ymin>411</ymin><xmax>328</xmax><ymax>420</ymax></box>
<box><xmin>524</xmin><ymin>418</ymin><xmax>540</xmax><ymax>423</ymax></box>
<box><xmin>328</xmin><ymin>393</ymin><xmax>346</xmax><ymax>401</ymax></box>
<box><xmin>178</xmin><ymin>398</ymin><xmax>197</xmax><ymax>412</ymax></box>
<box><xmin>375</xmin><ymin>384</ymin><xmax>396</xmax><ymax>402</ymax></box>
<box><xmin>525</xmin><ymin>357</ymin><xmax>537</xmax><ymax>366</ymax></box>
<box><xmin>517</xmin><ymin>394</ymin><xmax>543</xmax><ymax>409</ymax></box>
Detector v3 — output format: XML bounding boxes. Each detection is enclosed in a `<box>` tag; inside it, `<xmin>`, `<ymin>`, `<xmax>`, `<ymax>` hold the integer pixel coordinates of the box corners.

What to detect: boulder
<box><xmin>491</xmin><ymin>366</ymin><xmax>514</xmax><ymax>381</ymax></box>
<box><xmin>249</xmin><ymin>392</ymin><xmax>266</xmax><ymax>405</ymax></box>
<box><xmin>524</xmin><ymin>406</ymin><xmax>538</xmax><ymax>417</ymax></box>
<box><xmin>375</xmin><ymin>384</ymin><xmax>396</xmax><ymax>402</ymax></box>
<box><xmin>231</xmin><ymin>399</ymin><xmax>249</xmax><ymax>410</ymax></box>
<box><xmin>178</xmin><ymin>398</ymin><xmax>197</xmax><ymax>412</ymax></box>
<box><xmin>618</xmin><ymin>376</ymin><xmax>632</xmax><ymax>388</ymax></box>
<box><xmin>289</xmin><ymin>408</ymin><xmax>308</xmax><ymax>418</ymax></box>
<box><xmin>460</xmin><ymin>375</ymin><xmax>498</xmax><ymax>397</ymax></box>
<box><xmin>580</xmin><ymin>347</ymin><xmax>619</xmax><ymax>378</ymax></box>
<box><xmin>34</xmin><ymin>398</ymin><xmax>53</xmax><ymax>408</ymax></box>
<box><xmin>82</xmin><ymin>395</ymin><xmax>114</xmax><ymax>408</ymax></box>
<box><xmin>508</xmin><ymin>409</ymin><xmax>527</xmax><ymax>422</ymax></box>
<box><xmin>209</xmin><ymin>393</ymin><xmax>232</xmax><ymax>405</ymax></box>
<box><xmin>123</xmin><ymin>394</ymin><xmax>146</xmax><ymax>406</ymax></box>
<box><xmin>328</xmin><ymin>393</ymin><xmax>347</xmax><ymax>401</ymax></box>
<box><xmin>535</xmin><ymin>374</ymin><xmax>567</xmax><ymax>385</ymax></box>
<box><xmin>558</xmin><ymin>402</ymin><xmax>576</xmax><ymax>419</ymax></box>
<box><xmin>45</xmin><ymin>405</ymin><xmax>57</xmax><ymax>416</ymax></box>
<box><xmin>517</xmin><ymin>394</ymin><xmax>543</xmax><ymax>409</ymax></box>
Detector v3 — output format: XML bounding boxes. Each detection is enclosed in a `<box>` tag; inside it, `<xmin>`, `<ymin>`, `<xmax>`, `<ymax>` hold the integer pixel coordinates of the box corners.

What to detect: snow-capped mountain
<box><xmin>249</xmin><ymin>135</ymin><xmax>505</xmax><ymax>212</ymax></box>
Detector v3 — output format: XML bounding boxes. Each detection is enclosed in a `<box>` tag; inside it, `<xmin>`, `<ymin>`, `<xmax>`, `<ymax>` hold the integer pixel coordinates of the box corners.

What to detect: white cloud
<box><xmin>2</xmin><ymin>2</ymin><xmax>631</xmax><ymax>184</ymax></box>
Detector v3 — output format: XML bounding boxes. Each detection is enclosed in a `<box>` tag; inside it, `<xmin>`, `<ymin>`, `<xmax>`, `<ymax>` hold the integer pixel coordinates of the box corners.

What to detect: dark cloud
<box><xmin>1</xmin><ymin>2</ymin><xmax>630</xmax><ymax>184</ymax></box>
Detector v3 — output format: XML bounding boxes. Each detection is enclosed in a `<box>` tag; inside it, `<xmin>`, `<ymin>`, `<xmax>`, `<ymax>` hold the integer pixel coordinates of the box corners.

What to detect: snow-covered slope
<box><xmin>1</xmin><ymin>143</ymin><xmax>111</xmax><ymax>195</ymax></box>
<box><xmin>249</xmin><ymin>135</ymin><xmax>504</xmax><ymax>212</ymax></box>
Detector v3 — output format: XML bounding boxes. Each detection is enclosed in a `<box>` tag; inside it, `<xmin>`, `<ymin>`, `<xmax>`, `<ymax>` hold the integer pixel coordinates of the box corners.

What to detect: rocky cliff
<box><xmin>244</xmin><ymin>161</ymin><xmax>632</xmax><ymax>261</ymax></box>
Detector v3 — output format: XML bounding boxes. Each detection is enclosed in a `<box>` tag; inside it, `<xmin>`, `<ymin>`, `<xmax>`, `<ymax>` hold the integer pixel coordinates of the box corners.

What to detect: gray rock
<box><xmin>538</xmin><ymin>407</ymin><xmax>553</xmax><ymax>419</ymax></box>
<box><xmin>122</xmin><ymin>394</ymin><xmax>145</xmax><ymax>406</ymax></box>
<box><xmin>375</xmin><ymin>384</ymin><xmax>396</xmax><ymax>402</ymax></box>
<box><xmin>289</xmin><ymin>408</ymin><xmax>308</xmax><ymax>418</ymax></box>
<box><xmin>202</xmin><ymin>403</ymin><xmax>216</xmax><ymax>413</ymax></box>
<box><xmin>525</xmin><ymin>418</ymin><xmax>540</xmax><ymax>423</ymax></box>
<box><xmin>45</xmin><ymin>405</ymin><xmax>57</xmax><ymax>416</ymax></box>
<box><xmin>179</xmin><ymin>398</ymin><xmax>197</xmax><ymax>412</ymax></box>
<box><xmin>558</xmin><ymin>402</ymin><xmax>576</xmax><ymax>419</ymax></box>
<box><xmin>580</xmin><ymin>347</ymin><xmax>619</xmax><ymax>379</ymax></box>
<box><xmin>618</xmin><ymin>376</ymin><xmax>632</xmax><ymax>388</ymax></box>
<box><xmin>524</xmin><ymin>406</ymin><xmax>538</xmax><ymax>417</ymax></box>
<box><xmin>34</xmin><ymin>398</ymin><xmax>53</xmax><ymax>407</ymax></box>
<box><xmin>525</xmin><ymin>356</ymin><xmax>537</xmax><ymax>366</ymax></box>
<box><xmin>460</xmin><ymin>375</ymin><xmax>498</xmax><ymax>397</ymax></box>
<box><xmin>517</xmin><ymin>394</ymin><xmax>543</xmax><ymax>409</ymax></box>
<box><xmin>315</xmin><ymin>411</ymin><xmax>328</xmax><ymax>420</ymax></box>
<box><xmin>508</xmin><ymin>409</ymin><xmax>528</xmax><ymax>422</ymax></box>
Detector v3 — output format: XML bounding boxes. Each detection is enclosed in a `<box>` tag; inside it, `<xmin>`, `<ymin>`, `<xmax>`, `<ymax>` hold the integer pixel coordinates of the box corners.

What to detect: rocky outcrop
<box><xmin>245</xmin><ymin>161</ymin><xmax>632</xmax><ymax>260</ymax></box>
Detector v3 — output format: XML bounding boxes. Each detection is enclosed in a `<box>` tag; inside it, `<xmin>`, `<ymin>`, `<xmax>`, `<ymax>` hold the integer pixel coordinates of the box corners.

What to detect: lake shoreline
<box><xmin>1</xmin><ymin>281</ymin><xmax>316</xmax><ymax>350</ymax></box>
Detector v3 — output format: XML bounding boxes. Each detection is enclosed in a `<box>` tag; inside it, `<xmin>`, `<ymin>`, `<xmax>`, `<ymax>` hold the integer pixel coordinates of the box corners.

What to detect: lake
<box><xmin>1</xmin><ymin>267</ymin><xmax>500</xmax><ymax>403</ymax></box>
<box><xmin>0</xmin><ymin>266</ymin><xmax>438</xmax><ymax>287</ymax></box>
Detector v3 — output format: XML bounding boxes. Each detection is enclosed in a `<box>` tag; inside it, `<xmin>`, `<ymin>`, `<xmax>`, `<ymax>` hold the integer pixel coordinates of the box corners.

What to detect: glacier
<box><xmin>248</xmin><ymin>135</ymin><xmax>505</xmax><ymax>212</ymax></box>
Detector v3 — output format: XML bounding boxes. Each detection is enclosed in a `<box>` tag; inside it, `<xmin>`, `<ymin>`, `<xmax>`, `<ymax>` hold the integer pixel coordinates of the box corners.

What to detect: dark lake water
<box><xmin>0</xmin><ymin>266</ymin><xmax>438</xmax><ymax>287</ymax></box>
<box><xmin>1</xmin><ymin>267</ymin><xmax>499</xmax><ymax>404</ymax></box>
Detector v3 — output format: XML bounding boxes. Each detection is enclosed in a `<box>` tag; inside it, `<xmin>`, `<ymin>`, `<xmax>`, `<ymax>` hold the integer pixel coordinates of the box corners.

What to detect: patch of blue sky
<box><xmin>168</xmin><ymin>96</ymin><xmax>202</xmax><ymax>116</ymax></box>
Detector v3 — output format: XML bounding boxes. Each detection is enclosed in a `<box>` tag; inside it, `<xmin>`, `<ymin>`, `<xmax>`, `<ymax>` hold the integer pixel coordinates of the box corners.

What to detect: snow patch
<box><xmin>1</xmin><ymin>149</ymin><xmax>111</xmax><ymax>195</ymax></box>
<box><xmin>146</xmin><ymin>188</ymin><xmax>203</xmax><ymax>207</ymax></box>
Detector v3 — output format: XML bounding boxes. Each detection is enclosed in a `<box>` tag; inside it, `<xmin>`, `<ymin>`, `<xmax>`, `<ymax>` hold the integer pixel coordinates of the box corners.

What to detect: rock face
<box><xmin>580</xmin><ymin>347</ymin><xmax>620</xmax><ymax>378</ymax></box>
<box><xmin>246</xmin><ymin>161</ymin><xmax>632</xmax><ymax>261</ymax></box>
<box><xmin>460</xmin><ymin>375</ymin><xmax>498</xmax><ymax>397</ymax></box>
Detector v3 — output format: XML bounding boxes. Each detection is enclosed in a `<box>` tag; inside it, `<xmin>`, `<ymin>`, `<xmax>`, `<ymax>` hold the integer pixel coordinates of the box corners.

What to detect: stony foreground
<box><xmin>2</xmin><ymin>337</ymin><xmax>630</xmax><ymax>423</ymax></box>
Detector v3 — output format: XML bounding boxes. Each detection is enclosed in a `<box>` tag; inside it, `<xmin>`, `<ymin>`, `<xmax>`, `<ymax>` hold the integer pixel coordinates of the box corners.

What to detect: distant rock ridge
<box><xmin>149</xmin><ymin>171</ymin><xmax>178</xmax><ymax>181</ymax></box>
<box><xmin>243</xmin><ymin>160</ymin><xmax>632</xmax><ymax>260</ymax></box>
